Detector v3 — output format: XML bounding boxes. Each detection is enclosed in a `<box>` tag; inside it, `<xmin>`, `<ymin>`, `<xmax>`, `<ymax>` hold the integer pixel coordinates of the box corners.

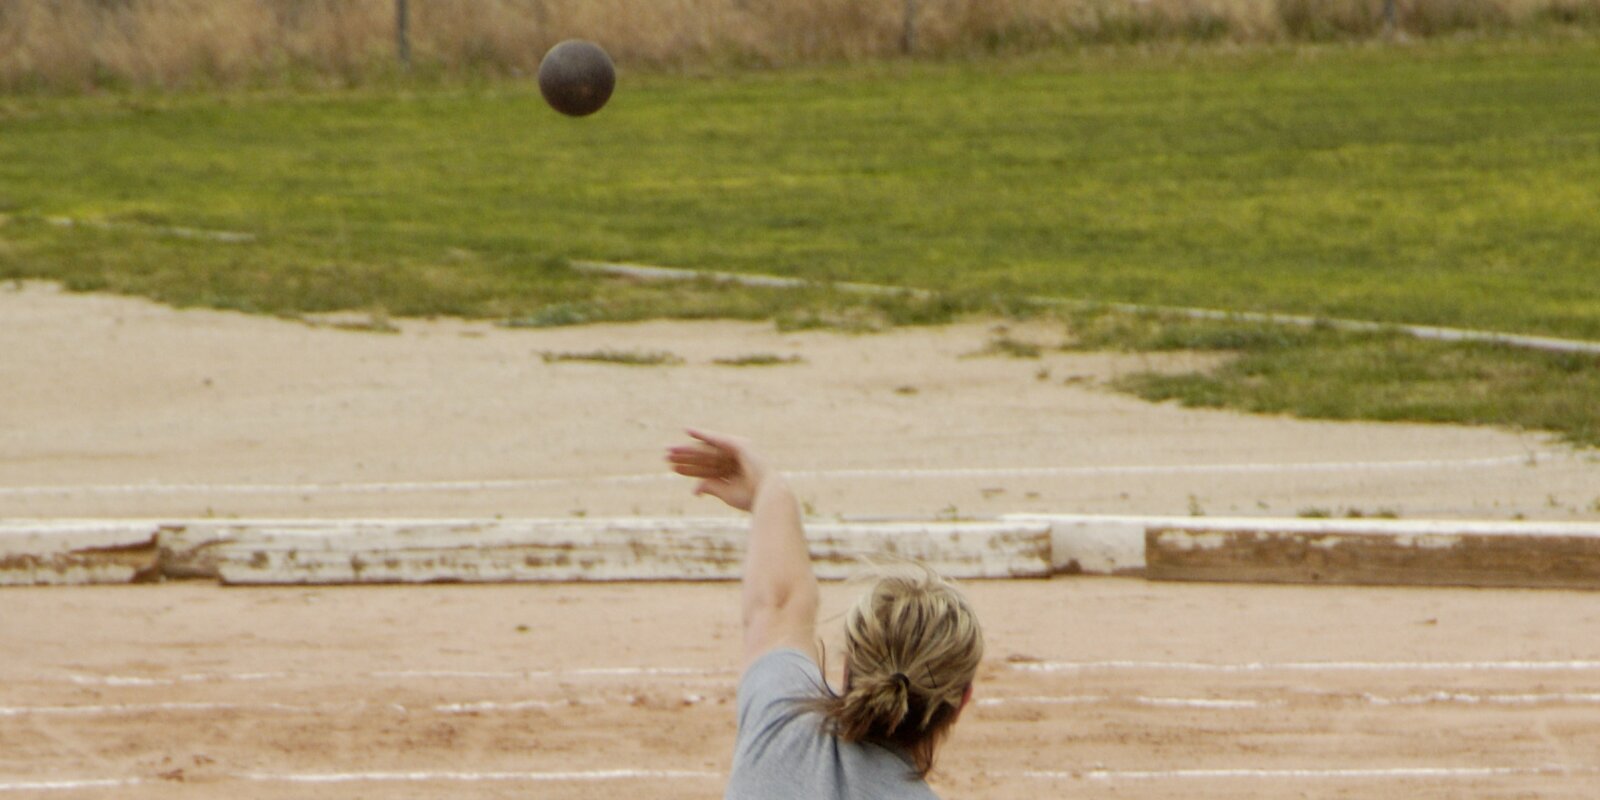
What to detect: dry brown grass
<box><xmin>2</xmin><ymin>0</ymin><xmax>1597</xmax><ymax>90</ymax></box>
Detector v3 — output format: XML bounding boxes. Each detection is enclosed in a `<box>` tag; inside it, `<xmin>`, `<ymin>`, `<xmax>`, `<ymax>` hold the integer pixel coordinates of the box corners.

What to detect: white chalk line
<box><xmin>371</xmin><ymin>666</ymin><xmax>731</xmax><ymax>680</ymax></box>
<box><xmin>0</xmin><ymin>701</ymin><xmax>319</xmax><ymax>718</ymax></box>
<box><xmin>40</xmin><ymin>659</ymin><xmax>1600</xmax><ymax>691</ymax></box>
<box><xmin>979</xmin><ymin>695</ymin><xmax>1274</xmax><ymax>709</ymax></box>
<box><xmin>0</xmin><ymin>778</ymin><xmax>143</xmax><ymax>792</ymax></box>
<box><xmin>48</xmin><ymin>665</ymin><xmax>733</xmax><ymax>687</ymax></box>
<box><xmin>11</xmin><ymin>764</ymin><xmax>1595</xmax><ymax>791</ymax></box>
<box><xmin>978</xmin><ymin>691</ymin><xmax>1600</xmax><ymax>710</ymax></box>
<box><xmin>1362</xmin><ymin>691</ymin><xmax>1600</xmax><ymax>707</ymax></box>
<box><xmin>237</xmin><ymin>769</ymin><xmax>722</xmax><ymax>784</ymax></box>
<box><xmin>13</xmin><ymin>687</ymin><xmax>1600</xmax><ymax>721</ymax></box>
<box><xmin>0</xmin><ymin>453</ymin><xmax>1552</xmax><ymax>497</ymax></box>
<box><xmin>62</xmin><ymin>671</ymin><xmax>290</xmax><ymax>687</ymax></box>
<box><xmin>0</xmin><ymin>771</ymin><xmax>718</xmax><ymax>792</ymax></box>
<box><xmin>1013</xmin><ymin>659</ymin><xmax>1600</xmax><ymax>674</ymax></box>
<box><xmin>1013</xmin><ymin>765</ymin><xmax>1598</xmax><ymax>781</ymax></box>
<box><xmin>0</xmin><ymin>693</ymin><xmax>718</xmax><ymax>719</ymax></box>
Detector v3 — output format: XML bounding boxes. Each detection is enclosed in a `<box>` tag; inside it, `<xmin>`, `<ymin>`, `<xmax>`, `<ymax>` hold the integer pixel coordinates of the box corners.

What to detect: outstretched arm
<box><xmin>667</xmin><ymin>429</ymin><xmax>819</xmax><ymax>668</ymax></box>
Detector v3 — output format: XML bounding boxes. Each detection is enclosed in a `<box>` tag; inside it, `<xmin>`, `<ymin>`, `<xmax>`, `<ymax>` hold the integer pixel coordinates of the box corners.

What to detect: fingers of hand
<box><xmin>686</xmin><ymin>428</ymin><xmax>743</xmax><ymax>455</ymax></box>
<box><xmin>666</xmin><ymin>443</ymin><xmax>722</xmax><ymax>462</ymax></box>
<box><xmin>667</xmin><ymin>443</ymin><xmax>736</xmax><ymax>477</ymax></box>
<box><xmin>672</xmin><ymin>464</ymin><xmax>726</xmax><ymax>479</ymax></box>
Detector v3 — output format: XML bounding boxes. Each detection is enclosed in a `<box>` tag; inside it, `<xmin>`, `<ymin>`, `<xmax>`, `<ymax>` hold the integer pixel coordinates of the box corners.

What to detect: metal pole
<box><xmin>901</xmin><ymin>0</ymin><xmax>919</xmax><ymax>55</ymax></box>
<box><xmin>1382</xmin><ymin>0</ymin><xmax>1398</xmax><ymax>36</ymax></box>
<box><xmin>396</xmin><ymin>0</ymin><xmax>411</xmax><ymax>67</ymax></box>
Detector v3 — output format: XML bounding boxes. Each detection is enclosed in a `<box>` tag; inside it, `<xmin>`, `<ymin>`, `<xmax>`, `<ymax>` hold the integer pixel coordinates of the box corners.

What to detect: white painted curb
<box><xmin>0</xmin><ymin>518</ymin><xmax>1051</xmax><ymax>586</ymax></box>
<box><xmin>5</xmin><ymin>515</ymin><xmax>1599</xmax><ymax>589</ymax></box>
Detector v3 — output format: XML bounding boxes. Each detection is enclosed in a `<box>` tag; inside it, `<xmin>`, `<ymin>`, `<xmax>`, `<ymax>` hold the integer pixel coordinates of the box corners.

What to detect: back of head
<box><xmin>812</xmin><ymin>564</ymin><xmax>984</xmax><ymax>777</ymax></box>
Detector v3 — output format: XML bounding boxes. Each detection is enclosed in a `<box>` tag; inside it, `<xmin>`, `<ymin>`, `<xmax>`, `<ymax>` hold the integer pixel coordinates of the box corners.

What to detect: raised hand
<box><xmin>666</xmin><ymin>428</ymin><xmax>770</xmax><ymax>512</ymax></box>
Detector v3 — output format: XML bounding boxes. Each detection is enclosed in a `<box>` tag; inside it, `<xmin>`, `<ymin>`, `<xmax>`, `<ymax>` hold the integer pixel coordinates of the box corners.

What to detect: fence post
<box><xmin>901</xmin><ymin>0</ymin><xmax>919</xmax><ymax>55</ymax></box>
<box><xmin>396</xmin><ymin>0</ymin><xmax>411</xmax><ymax>67</ymax></box>
<box><xmin>1382</xmin><ymin>0</ymin><xmax>1398</xmax><ymax>36</ymax></box>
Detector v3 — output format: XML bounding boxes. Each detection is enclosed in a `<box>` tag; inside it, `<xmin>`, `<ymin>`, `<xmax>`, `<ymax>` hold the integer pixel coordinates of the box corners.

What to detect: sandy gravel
<box><xmin>4</xmin><ymin>579</ymin><xmax>1599</xmax><ymax>798</ymax></box>
<box><xmin>3</xmin><ymin>281</ymin><xmax>1596</xmax><ymax>522</ymax></box>
<box><xmin>6</xmin><ymin>283</ymin><xmax>1600</xmax><ymax>799</ymax></box>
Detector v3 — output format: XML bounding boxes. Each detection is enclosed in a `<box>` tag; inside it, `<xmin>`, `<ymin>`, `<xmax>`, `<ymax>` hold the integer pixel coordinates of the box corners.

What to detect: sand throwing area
<box><xmin>4</xmin><ymin>282</ymin><xmax>1597</xmax><ymax>522</ymax></box>
<box><xmin>4</xmin><ymin>282</ymin><xmax>1599</xmax><ymax>797</ymax></box>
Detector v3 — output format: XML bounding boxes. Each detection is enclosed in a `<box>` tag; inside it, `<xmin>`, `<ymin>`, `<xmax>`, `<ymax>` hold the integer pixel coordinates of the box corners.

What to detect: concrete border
<box><xmin>4</xmin><ymin>515</ymin><xmax>1598</xmax><ymax>589</ymax></box>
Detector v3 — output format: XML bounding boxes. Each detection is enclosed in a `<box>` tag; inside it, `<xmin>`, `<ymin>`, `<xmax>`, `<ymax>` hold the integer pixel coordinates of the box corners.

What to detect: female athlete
<box><xmin>668</xmin><ymin>429</ymin><xmax>984</xmax><ymax>799</ymax></box>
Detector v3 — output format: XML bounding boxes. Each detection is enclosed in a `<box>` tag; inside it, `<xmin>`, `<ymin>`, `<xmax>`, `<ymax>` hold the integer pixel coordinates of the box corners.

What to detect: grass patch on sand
<box><xmin>1059</xmin><ymin>308</ymin><xmax>1600</xmax><ymax>447</ymax></box>
<box><xmin>712</xmin><ymin>353</ymin><xmax>806</xmax><ymax>367</ymax></box>
<box><xmin>971</xmin><ymin>329</ymin><xmax>1048</xmax><ymax>358</ymax></box>
<box><xmin>539</xmin><ymin>349</ymin><xmax>684</xmax><ymax>366</ymax></box>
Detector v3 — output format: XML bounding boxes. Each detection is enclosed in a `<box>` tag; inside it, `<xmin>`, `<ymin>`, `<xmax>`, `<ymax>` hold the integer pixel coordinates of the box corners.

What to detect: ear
<box><xmin>950</xmin><ymin>683</ymin><xmax>975</xmax><ymax>724</ymax></box>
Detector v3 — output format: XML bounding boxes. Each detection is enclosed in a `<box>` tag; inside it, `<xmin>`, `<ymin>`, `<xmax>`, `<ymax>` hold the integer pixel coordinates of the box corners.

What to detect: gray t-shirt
<box><xmin>725</xmin><ymin>648</ymin><xmax>940</xmax><ymax>800</ymax></box>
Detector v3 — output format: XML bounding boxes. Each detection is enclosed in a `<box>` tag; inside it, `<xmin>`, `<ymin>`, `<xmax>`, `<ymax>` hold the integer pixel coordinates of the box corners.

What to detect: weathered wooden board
<box><xmin>201</xmin><ymin>518</ymin><xmax>1053</xmax><ymax>585</ymax></box>
<box><xmin>1146</xmin><ymin>521</ymin><xmax>1600</xmax><ymax>590</ymax></box>
<box><xmin>0</xmin><ymin>522</ymin><xmax>162</xmax><ymax>586</ymax></box>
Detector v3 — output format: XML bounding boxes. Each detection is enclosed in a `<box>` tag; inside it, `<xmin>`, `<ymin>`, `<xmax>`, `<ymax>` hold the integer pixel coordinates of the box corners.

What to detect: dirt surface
<box><xmin>4</xmin><ymin>579</ymin><xmax>1599</xmax><ymax>798</ymax></box>
<box><xmin>3</xmin><ymin>281</ymin><xmax>1597</xmax><ymax>522</ymax></box>
<box><xmin>6</xmin><ymin>282</ymin><xmax>1600</xmax><ymax>798</ymax></box>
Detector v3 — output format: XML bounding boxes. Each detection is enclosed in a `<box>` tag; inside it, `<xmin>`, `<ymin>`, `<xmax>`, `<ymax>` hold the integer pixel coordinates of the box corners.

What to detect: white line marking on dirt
<box><xmin>568</xmin><ymin>667</ymin><xmax>719</xmax><ymax>677</ymax></box>
<box><xmin>64</xmin><ymin>671</ymin><xmax>292</xmax><ymax>686</ymax></box>
<box><xmin>12</xmin><ymin>689</ymin><xmax>1596</xmax><ymax>721</ymax></box>
<box><xmin>1362</xmin><ymin>691</ymin><xmax>1600</xmax><ymax>707</ymax></box>
<box><xmin>1135</xmin><ymin>697</ymin><xmax>1275</xmax><ymax>709</ymax></box>
<box><xmin>433</xmin><ymin>699</ymin><xmax>571</xmax><ymax>713</ymax></box>
<box><xmin>0</xmin><ymin>778</ymin><xmax>143</xmax><ymax>792</ymax></box>
<box><xmin>977</xmin><ymin>695</ymin><xmax>1276</xmax><ymax>709</ymax></box>
<box><xmin>978</xmin><ymin>695</ymin><xmax>1105</xmax><ymax>707</ymax></box>
<box><xmin>1015</xmin><ymin>765</ymin><xmax>1594</xmax><ymax>781</ymax></box>
<box><xmin>50</xmin><ymin>666</ymin><xmax>731</xmax><ymax>687</ymax></box>
<box><xmin>42</xmin><ymin>659</ymin><xmax>1600</xmax><ymax>691</ymax></box>
<box><xmin>370</xmin><ymin>669</ymin><xmax>555</xmax><ymax>680</ymax></box>
<box><xmin>981</xmin><ymin>691</ymin><xmax>1600</xmax><ymax>711</ymax></box>
<box><xmin>0</xmin><ymin>452</ymin><xmax>1550</xmax><ymax>496</ymax></box>
<box><xmin>1013</xmin><ymin>659</ymin><xmax>1600</xmax><ymax>673</ymax></box>
<box><xmin>371</xmin><ymin>666</ymin><xmax>728</xmax><ymax>681</ymax></box>
<box><xmin>786</xmin><ymin>454</ymin><xmax>1548</xmax><ymax>480</ymax></box>
<box><xmin>0</xmin><ymin>701</ymin><xmax>318</xmax><ymax>717</ymax></box>
<box><xmin>238</xmin><ymin>769</ymin><xmax>723</xmax><ymax>784</ymax></box>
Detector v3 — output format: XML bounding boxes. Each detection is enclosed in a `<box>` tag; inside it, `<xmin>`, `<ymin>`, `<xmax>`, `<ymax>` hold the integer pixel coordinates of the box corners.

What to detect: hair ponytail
<box><xmin>804</xmin><ymin>565</ymin><xmax>984</xmax><ymax>778</ymax></box>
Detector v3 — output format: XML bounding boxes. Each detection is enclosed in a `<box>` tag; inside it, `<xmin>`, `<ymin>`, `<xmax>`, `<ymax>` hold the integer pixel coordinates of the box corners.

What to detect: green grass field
<box><xmin>2</xmin><ymin>35</ymin><xmax>1597</xmax><ymax>443</ymax></box>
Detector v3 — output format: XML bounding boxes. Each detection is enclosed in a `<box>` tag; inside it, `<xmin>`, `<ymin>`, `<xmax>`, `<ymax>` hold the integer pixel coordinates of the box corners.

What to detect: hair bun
<box><xmin>890</xmin><ymin>672</ymin><xmax>911</xmax><ymax>692</ymax></box>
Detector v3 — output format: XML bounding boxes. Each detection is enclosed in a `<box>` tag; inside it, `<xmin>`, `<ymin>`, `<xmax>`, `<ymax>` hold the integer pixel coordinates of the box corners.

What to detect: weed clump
<box><xmin>540</xmin><ymin>349</ymin><xmax>684</xmax><ymax>366</ymax></box>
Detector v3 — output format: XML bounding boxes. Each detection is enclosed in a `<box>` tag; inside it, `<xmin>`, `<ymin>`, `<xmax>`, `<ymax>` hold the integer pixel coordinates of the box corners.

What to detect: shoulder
<box><xmin>734</xmin><ymin>647</ymin><xmax>829</xmax><ymax>742</ymax></box>
<box><xmin>738</xmin><ymin>648</ymin><xmax>825</xmax><ymax>713</ymax></box>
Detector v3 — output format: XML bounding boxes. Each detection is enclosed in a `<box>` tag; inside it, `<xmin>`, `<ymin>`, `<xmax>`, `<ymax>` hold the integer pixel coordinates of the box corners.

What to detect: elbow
<box><xmin>743</xmin><ymin>579</ymin><xmax>819</xmax><ymax>627</ymax></box>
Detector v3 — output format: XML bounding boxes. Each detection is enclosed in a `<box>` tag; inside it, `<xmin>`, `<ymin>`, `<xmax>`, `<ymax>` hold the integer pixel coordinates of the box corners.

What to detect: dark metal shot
<box><xmin>538</xmin><ymin>40</ymin><xmax>616</xmax><ymax>117</ymax></box>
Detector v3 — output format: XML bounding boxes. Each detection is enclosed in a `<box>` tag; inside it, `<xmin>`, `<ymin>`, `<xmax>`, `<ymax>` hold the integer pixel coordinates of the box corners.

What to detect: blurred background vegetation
<box><xmin>4</xmin><ymin>0</ymin><xmax>1600</xmax><ymax>91</ymax></box>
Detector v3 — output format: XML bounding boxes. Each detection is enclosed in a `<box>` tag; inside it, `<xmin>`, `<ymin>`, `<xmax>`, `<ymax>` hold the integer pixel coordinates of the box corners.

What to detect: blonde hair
<box><xmin>806</xmin><ymin>564</ymin><xmax>983</xmax><ymax>778</ymax></box>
